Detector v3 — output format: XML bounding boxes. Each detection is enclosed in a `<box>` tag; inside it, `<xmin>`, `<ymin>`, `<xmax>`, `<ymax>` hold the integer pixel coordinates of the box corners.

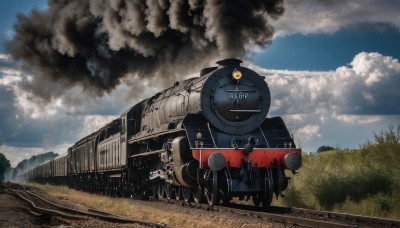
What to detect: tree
<box><xmin>0</xmin><ymin>153</ymin><xmax>11</xmax><ymax>181</ymax></box>
<box><xmin>317</xmin><ymin>145</ymin><xmax>335</xmax><ymax>153</ymax></box>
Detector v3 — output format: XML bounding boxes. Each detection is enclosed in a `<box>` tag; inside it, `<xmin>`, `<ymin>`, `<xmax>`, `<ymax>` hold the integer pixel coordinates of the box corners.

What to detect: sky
<box><xmin>0</xmin><ymin>0</ymin><xmax>399</xmax><ymax>167</ymax></box>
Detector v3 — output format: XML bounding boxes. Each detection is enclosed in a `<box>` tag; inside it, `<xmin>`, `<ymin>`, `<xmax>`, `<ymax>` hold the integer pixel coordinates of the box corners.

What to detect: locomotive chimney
<box><xmin>200</xmin><ymin>58</ymin><xmax>243</xmax><ymax>77</ymax></box>
<box><xmin>216</xmin><ymin>58</ymin><xmax>243</xmax><ymax>67</ymax></box>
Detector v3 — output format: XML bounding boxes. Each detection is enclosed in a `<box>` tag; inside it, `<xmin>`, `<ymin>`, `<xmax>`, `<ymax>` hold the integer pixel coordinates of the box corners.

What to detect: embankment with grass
<box><xmin>277</xmin><ymin>126</ymin><xmax>400</xmax><ymax>219</ymax></box>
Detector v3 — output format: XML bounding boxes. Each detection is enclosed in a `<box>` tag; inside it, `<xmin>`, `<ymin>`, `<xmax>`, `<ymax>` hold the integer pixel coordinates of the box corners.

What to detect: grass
<box><xmin>30</xmin><ymin>184</ymin><xmax>175</xmax><ymax>224</ymax></box>
<box><xmin>277</xmin><ymin>125</ymin><xmax>400</xmax><ymax>219</ymax></box>
<box><xmin>29</xmin><ymin>183</ymin><xmax>270</xmax><ymax>227</ymax></box>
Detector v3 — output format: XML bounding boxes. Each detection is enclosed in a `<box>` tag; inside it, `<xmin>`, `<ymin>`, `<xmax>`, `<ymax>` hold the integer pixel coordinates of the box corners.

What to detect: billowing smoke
<box><xmin>7</xmin><ymin>0</ymin><xmax>284</xmax><ymax>99</ymax></box>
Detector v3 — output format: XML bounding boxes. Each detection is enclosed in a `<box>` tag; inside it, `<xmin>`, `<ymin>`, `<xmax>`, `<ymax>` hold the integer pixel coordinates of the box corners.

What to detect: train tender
<box><xmin>21</xmin><ymin>59</ymin><xmax>302</xmax><ymax>207</ymax></box>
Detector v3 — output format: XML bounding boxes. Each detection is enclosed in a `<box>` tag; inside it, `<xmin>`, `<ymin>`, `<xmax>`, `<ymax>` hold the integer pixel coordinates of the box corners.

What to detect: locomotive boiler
<box><xmin>20</xmin><ymin>58</ymin><xmax>302</xmax><ymax>208</ymax></box>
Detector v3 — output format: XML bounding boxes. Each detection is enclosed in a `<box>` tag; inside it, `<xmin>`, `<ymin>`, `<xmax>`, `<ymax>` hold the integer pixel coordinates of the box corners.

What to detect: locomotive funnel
<box><xmin>216</xmin><ymin>58</ymin><xmax>242</xmax><ymax>67</ymax></box>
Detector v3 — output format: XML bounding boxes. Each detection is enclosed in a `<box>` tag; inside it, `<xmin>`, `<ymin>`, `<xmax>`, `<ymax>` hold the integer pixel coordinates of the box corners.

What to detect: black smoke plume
<box><xmin>7</xmin><ymin>0</ymin><xmax>284</xmax><ymax>98</ymax></box>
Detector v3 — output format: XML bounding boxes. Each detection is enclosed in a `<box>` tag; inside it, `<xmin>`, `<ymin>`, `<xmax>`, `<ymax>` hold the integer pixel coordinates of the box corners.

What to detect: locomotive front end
<box><xmin>183</xmin><ymin>59</ymin><xmax>302</xmax><ymax>207</ymax></box>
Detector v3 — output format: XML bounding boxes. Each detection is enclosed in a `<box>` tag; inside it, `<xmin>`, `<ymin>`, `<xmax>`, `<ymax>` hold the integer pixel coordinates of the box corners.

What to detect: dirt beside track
<box><xmin>0</xmin><ymin>193</ymin><xmax>45</xmax><ymax>227</ymax></box>
<box><xmin>0</xmin><ymin>186</ymin><xmax>149</xmax><ymax>227</ymax></box>
<box><xmin>1</xmin><ymin>184</ymin><xmax>284</xmax><ymax>228</ymax></box>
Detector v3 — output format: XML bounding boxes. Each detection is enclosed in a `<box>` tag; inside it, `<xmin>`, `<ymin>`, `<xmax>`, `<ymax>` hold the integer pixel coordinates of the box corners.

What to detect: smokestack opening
<box><xmin>216</xmin><ymin>59</ymin><xmax>243</xmax><ymax>67</ymax></box>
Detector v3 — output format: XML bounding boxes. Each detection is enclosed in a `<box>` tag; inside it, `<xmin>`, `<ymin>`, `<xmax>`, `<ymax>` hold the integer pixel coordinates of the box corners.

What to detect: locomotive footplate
<box><xmin>192</xmin><ymin>148</ymin><xmax>302</xmax><ymax>170</ymax></box>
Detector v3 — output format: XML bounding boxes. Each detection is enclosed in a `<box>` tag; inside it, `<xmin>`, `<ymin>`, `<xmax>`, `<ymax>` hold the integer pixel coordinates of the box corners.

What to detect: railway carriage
<box><xmin>67</xmin><ymin>129</ymin><xmax>99</xmax><ymax>190</ymax></box>
<box><xmin>53</xmin><ymin>154</ymin><xmax>67</xmax><ymax>185</ymax></box>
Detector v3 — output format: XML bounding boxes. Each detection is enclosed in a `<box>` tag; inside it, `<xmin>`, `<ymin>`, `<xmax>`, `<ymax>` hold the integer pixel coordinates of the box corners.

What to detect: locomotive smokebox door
<box><xmin>200</xmin><ymin>62</ymin><xmax>271</xmax><ymax>135</ymax></box>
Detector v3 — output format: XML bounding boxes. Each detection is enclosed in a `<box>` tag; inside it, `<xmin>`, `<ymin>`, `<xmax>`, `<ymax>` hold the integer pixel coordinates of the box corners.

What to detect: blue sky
<box><xmin>0</xmin><ymin>1</ymin><xmax>47</xmax><ymax>52</ymax></box>
<box><xmin>252</xmin><ymin>25</ymin><xmax>400</xmax><ymax>71</ymax></box>
<box><xmin>0</xmin><ymin>1</ymin><xmax>399</xmax><ymax>166</ymax></box>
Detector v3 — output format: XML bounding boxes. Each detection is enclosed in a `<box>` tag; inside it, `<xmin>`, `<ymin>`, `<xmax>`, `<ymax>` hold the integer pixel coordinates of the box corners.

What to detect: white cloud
<box><xmin>258</xmin><ymin>52</ymin><xmax>400</xmax><ymax>116</ymax></box>
<box><xmin>252</xmin><ymin>52</ymin><xmax>400</xmax><ymax>151</ymax></box>
<box><xmin>349</xmin><ymin>52</ymin><xmax>400</xmax><ymax>86</ymax></box>
<box><xmin>0</xmin><ymin>53</ymin><xmax>11</xmax><ymax>61</ymax></box>
<box><xmin>295</xmin><ymin>124</ymin><xmax>321</xmax><ymax>141</ymax></box>
<box><xmin>335</xmin><ymin>115</ymin><xmax>383</xmax><ymax>124</ymax></box>
<box><xmin>80</xmin><ymin>115</ymin><xmax>117</xmax><ymax>138</ymax></box>
<box><xmin>272</xmin><ymin>0</ymin><xmax>400</xmax><ymax>36</ymax></box>
<box><xmin>0</xmin><ymin>74</ymin><xmax>22</xmax><ymax>86</ymax></box>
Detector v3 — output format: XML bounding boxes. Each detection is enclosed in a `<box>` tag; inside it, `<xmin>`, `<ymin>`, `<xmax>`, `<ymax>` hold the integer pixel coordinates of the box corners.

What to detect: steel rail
<box><xmin>157</xmin><ymin>197</ymin><xmax>354</xmax><ymax>227</ymax></box>
<box><xmin>212</xmin><ymin>206</ymin><xmax>357</xmax><ymax>228</ymax></box>
<box><xmin>22</xmin><ymin>188</ymin><xmax>167</xmax><ymax>227</ymax></box>
<box><xmin>5</xmin><ymin>185</ymin><xmax>88</xmax><ymax>220</ymax></box>
<box><xmin>290</xmin><ymin>207</ymin><xmax>400</xmax><ymax>227</ymax></box>
<box><xmin>4</xmin><ymin>183</ymin><xmax>167</xmax><ymax>228</ymax></box>
<box><xmin>156</xmin><ymin>197</ymin><xmax>400</xmax><ymax>227</ymax></box>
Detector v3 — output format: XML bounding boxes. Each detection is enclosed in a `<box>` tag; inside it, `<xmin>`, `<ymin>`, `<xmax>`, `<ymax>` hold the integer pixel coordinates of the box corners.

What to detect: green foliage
<box><xmin>280</xmin><ymin>125</ymin><xmax>400</xmax><ymax>218</ymax></box>
<box><xmin>360</xmin><ymin>125</ymin><xmax>400</xmax><ymax>172</ymax></box>
<box><xmin>0</xmin><ymin>153</ymin><xmax>11</xmax><ymax>181</ymax></box>
<box><xmin>316</xmin><ymin>145</ymin><xmax>335</xmax><ymax>153</ymax></box>
<box><xmin>311</xmin><ymin>168</ymin><xmax>392</xmax><ymax>210</ymax></box>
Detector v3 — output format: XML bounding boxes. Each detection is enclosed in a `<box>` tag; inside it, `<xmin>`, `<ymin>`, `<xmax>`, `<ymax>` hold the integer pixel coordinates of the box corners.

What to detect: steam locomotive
<box><xmin>20</xmin><ymin>59</ymin><xmax>302</xmax><ymax>207</ymax></box>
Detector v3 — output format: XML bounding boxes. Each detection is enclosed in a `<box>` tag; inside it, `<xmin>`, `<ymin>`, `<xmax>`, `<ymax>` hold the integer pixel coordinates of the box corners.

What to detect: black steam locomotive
<box><xmin>20</xmin><ymin>59</ymin><xmax>301</xmax><ymax>207</ymax></box>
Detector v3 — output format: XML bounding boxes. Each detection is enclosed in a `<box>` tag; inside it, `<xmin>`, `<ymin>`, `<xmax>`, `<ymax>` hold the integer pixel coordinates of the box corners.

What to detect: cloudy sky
<box><xmin>1</xmin><ymin>0</ymin><xmax>399</xmax><ymax>167</ymax></box>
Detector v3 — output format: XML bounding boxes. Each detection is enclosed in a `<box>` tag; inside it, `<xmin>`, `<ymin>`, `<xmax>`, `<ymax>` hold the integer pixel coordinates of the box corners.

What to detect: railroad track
<box><xmin>156</xmin><ymin>197</ymin><xmax>400</xmax><ymax>227</ymax></box>
<box><xmin>6</xmin><ymin>182</ymin><xmax>400</xmax><ymax>227</ymax></box>
<box><xmin>287</xmin><ymin>207</ymin><xmax>400</xmax><ymax>227</ymax></box>
<box><xmin>1</xmin><ymin>183</ymin><xmax>166</xmax><ymax>227</ymax></box>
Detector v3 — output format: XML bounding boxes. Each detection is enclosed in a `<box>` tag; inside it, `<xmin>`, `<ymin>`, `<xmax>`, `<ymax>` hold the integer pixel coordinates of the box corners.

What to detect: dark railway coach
<box><xmin>20</xmin><ymin>59</ymin><xmax>302</xmax><ymax>208</ymax></box>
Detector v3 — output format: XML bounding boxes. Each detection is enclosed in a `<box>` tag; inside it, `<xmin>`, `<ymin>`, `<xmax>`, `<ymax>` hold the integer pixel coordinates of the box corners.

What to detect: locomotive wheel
<box><xmin>105</xmin><ymin>186</ymin><xmax>109</xmax><ymax>196</ymax></box>
<box><xmin>253</xmin><ymin>194</ymin><xmax>261</xmax><ymax>207</ymax></box>
<box><xmin>151</xmin><ymin>183</ymin><xmax>157</xmax><ymax>198</ymax></box>
<box><xmin>121</xmin><ymin>184</ymin><xmax>129</xmax><ymax>198</ymax></box>
<box><xmin>205</xmin><ymin>171</ymin><xmax>218</xmax><ymax>206</ymax></box>
<box><xmin>175</xmin><ymin>187</ymin><xmax>182</xmax><ymax>200</ymax></box>
<box><xmin>182</xmin><ymin>187</ymin><xmax>192</xmax><ymax>202</ymax></box>
<box><xmin>166</xmin><ymin>184</ymin><xmax>173</xmax><ymax>200</ymax></box>
<box><xmin>114</xmin><ymin>184</ymin><xmax>119</xmax><ymax>197</ymax></box>
<box><xmin>262</xmin><ymin>190</ymin><xmax>273</xmax><ymax>208</ymax></box>
<box><xmin>140</xmin><ymin>188</ymin><xmax>150</xmax><ymax>200</ymax></box>
<box><xmin>157</xmin><ymin>183</ymin><xmax>164</xmax><ymax>199</ymax></box>
<box><xmin>262</xmin><ymin>170</ymin><xmax>274</xmax><ymax>208</ymax></box>
<box><xmin>221</xmin><ymin>195</ymin><xmax>231</xmax><ymax>205</ymax></box>
<box><xmin>115</xmin><ymin>183</ymin><xmax>122</xmax><ymax>197</ymax></box>
<box><xmin>192</xmin><ymin>185</ymin><xmax>204</xmax><ymax>203</ymax></box>
<box><xmin>111</xmin><ymin>183</ymin><xmax>116</xmax><ymax>197</ymax></box>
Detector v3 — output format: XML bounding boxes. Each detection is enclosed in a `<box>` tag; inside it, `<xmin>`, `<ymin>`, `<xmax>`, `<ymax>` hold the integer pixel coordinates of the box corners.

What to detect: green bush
<box><xmin>311</xmin><ymin>168</ymin><xmax>392</xmax><ymax>210</ymax></box>
<box><xmin>280</xmin><ymin>125</ymin><xmax>400</xmax><ymax>218</ymax></box>
<box><xmin>316</xmin><ymin>145</ymin><xmax>335</xmax><ymax>153</ymax></box>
